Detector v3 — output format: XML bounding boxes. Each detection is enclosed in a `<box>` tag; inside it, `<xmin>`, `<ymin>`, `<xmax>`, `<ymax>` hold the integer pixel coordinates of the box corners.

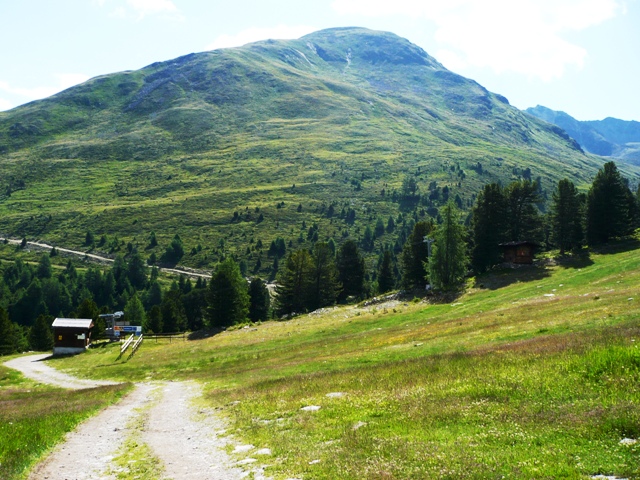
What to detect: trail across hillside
<box><xmin>5</xmin><ymin>355</ymin><xmax>272</xmax><ymax>480</ymax></box>
<box><xmin>0</xmin><ymin>236</ymin><xmax>211</xmax><ymax>279</ymax></box>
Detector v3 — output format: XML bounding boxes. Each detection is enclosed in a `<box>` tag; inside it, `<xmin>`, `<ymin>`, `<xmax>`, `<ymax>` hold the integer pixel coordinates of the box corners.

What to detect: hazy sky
<box><xmin>1</xmin><ymin>0</ymin><xmax>638</xmax><ymax>121</ymax></box>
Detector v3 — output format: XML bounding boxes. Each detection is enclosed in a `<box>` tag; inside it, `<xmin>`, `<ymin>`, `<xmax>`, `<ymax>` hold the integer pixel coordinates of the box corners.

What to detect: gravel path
<box><xmin>27</xmin><ymin>383</ymin><xmax>157</xmax><ymax>480</ymax></box>
<box><xmin>4</xmin><ymin>354</ymin><xmax>119</xmax><ymax>389</ymax></box>
<box><xmin>5</xmin><ymin>355</ymin><xmax>269</xmax><ymax>480</ymax></box>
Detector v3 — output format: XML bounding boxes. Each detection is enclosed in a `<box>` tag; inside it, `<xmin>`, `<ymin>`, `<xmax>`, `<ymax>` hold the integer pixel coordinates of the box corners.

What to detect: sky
<box><xmin>0</xmin><ymin>0</ymin><xmax>638</xmax><ymax>121</ymax></box>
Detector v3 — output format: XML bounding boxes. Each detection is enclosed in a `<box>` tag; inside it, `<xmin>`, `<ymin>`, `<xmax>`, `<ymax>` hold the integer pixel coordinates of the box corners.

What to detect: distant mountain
<box><xmin>0</xmin><ymin>27</ymin><xmax>637</xmax><ymax>270</ymax></box>
<box><xmin>526</xmin><ymin>105</ymin><xmax>640</xmax><ymax>164</ymax></box>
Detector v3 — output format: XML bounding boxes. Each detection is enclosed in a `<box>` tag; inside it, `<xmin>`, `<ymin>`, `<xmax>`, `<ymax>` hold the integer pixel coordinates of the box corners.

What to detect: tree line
<box><xmin>1</xmin><ymin>161</ymin><xmax>637</xmax><ymax>354</ymax></box>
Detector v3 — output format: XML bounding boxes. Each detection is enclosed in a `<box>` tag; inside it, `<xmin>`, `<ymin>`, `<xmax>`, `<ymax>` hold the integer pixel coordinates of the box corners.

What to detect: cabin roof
<box><xmin>52</xmin><ymin>318</ymin><xmax>93</xmax><ymax>329</ymax></box>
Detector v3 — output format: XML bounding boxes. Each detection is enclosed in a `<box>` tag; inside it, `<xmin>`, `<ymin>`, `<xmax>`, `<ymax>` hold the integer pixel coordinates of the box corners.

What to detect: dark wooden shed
<box><xmin>52</xmin><ymin>318</ymin><xmax>94</xmax><ymax>356</ymax></box>
<box><xmin>499</xmin><ymin>241</ymin><xmax>537</xmax><ymax>265</ymax></box>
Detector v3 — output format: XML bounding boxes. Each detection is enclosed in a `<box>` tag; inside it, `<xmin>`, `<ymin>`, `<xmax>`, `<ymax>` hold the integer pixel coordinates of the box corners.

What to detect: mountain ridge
<box><xmin>0</xmin><ymin>27</ymin><xmax>637</xmax><ymax>270</ymax></box>
<box><xmin>525</xmin><ymin>105</ymin><xmax>640</xmax><ymax>164</ymax></box>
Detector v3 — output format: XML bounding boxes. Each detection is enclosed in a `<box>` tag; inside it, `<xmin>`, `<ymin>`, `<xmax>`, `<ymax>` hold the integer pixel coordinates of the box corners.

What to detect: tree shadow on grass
<box><xmin>556</xmin><ymin>251</ymin><xmax>595</xmax><ymax>269</ymax></box>
<box><xmin>590</xmin><ymin>237</ymin><xmax>640</xmax><ymax>256</ymax></box>
<box><xmin>474</xmin><ymin>264</ymin><xmax>552</xmax><ymax>291</ymax></box>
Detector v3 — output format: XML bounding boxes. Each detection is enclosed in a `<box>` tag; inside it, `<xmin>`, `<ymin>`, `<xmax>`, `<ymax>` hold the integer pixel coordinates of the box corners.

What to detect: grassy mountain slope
<box><xmin>49</xmin><ymin>242</ymin><xmax>640</xmax><ymax>478</ymax></box>
<box><xmin>1</xmin><ymin>28</ymin><xmax>637</xmax><ymax>270</ymax></box>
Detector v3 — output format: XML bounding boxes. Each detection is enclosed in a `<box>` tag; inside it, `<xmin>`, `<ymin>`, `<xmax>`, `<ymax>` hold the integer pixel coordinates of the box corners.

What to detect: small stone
<box><xmin>233</xmin><ymin>444</ymin><xmax>254</xmax><ymax>453</ymax></box>
<box><xmin>301</xmin><ymin>405</ymin><xmax>321</xmax><ymax>411</ymax></box>
<box><xmin>326</xmin><ymin>392</ymin><xmax>345</xmax><ymax>398</ymax></box>
<box><xmin>620</xmin><ymin>438</ymin><xmax>637</xmax><ymax>445</ymax></box>
<box><xmin>255</xmin><ymin>448</ymin><xmax>272</xmax><ymax>455</ymax></box>
<box><xmin>309</xmin><ymin>459</ymin><xmax>321</xmax><ymax>465</ymax></box>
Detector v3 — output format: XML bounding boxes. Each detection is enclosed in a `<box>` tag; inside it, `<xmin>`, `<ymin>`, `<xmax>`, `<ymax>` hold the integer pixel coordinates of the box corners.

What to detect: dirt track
<box><xmin>5</xmin><ymin>354</ymin><xmax>272</xmax><ymax>479</ymax></box>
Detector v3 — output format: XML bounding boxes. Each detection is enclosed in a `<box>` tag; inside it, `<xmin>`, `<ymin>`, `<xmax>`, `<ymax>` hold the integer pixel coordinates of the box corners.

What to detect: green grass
<box><xmin>45</xmin><ymin>243</ymin><xmax>640</xmax><ymax>478</ymax></box>
<box><xmin>0</xmin><ymin>366</ymin><xmax>132</xmax><ymax>480</ymax></box>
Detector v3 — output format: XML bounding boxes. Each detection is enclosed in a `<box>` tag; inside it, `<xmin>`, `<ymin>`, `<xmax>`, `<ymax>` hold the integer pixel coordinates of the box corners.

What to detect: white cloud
<box><xmin>95</xmin><ymin>0</ymin><xmax>182</xmax><ymax>21</ymax></box>
<box><xmin>206</xmin><ymin>25</ymin><xmax>317</xmax><ymax>51</ymax></box>
<box><xmin>0</xmin><ymin>74</ymin><xmax>91</xmax><ymax>105</ymax></box>
<box><xmin>331</xmin><ymin>0</ymin><xmax>623</xmax><ymax>80</ymax></box>
<box><xmin>0</xmin><ymin>98</ymin><xmax>14</xmax><ymax>112</ymax></box>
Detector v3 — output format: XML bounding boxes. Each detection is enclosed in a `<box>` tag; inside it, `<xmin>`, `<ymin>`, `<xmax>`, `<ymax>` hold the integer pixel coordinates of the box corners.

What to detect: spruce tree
<box><xmin>400</xmin><ymin>221</ymin><xmax>433</xmax><ymax>289</ymax></box>
<box><xmin>307</xmin><ymin>242</ymin><xmax>341</xmax><ymax>311</ymax></box>
<box><xmin>336</xmin><ymin>239</ymin><xmax>366</xmax><ymax>301</ymax></box>
<box><xmin>428</xmin><ymin>202</ymin><xmax>468</xmax><ymax>290</ymax></box>
<box><xmin>29</xmin><ymin>314</ymin><xmax>54</xmax><ymax>351</ymax></box>
<box><xmin>471</xmin><ymin>183</ymin><xmax>508</xmax><ymax>273</ymax></box>
<box><xmin>586</xmin><ymin>161</ymin><xmax>633</xmax><ymax>245</ymax></box>
<box><xmin>248</xmin><ymin>278</ymin><xmax>271</xmax><ymax>322</ymax></box>
<box><xmin>275</xmin><ymin>249</ymin><xmax>313</xmax><ymax>316</ymax></box>
<box><xmin>206</xmin><ymin>258</ymin><xmax>249</xmax><ymax>328</ymax></box>
<box><xmin>0</xmin><ymin>308</ymin><xmax>16</xmax><ymax>355</ymax></box>
<box><xmin>550</xmin><ymin>178</ymin><xmax>584</xmax><ymax>254</ymax></box>
<box><xmin>124</xmin><ymin>293</ymin><xmax>147</xmax><ymax>327</ymax></box>
<box><xmin>377</xmin><ymin>250</ymin><xmax>395</xmax><ymax>294</ymax></box>
<box><xmin>505</xmin><ymin>179</ymin><xmax>543</xmax><ymax>241</ymax></box>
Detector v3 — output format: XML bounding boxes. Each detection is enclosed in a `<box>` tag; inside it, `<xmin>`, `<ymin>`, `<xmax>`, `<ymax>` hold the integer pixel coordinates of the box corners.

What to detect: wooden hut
<box><xmin>499</xmin><ymin>241</ymin><xmax>537</xmax><ymax>265</ymax></box>
<box><xmin>52</xmin><ymin>318</ymin><xmax>93</xmax><ymax>355</ymax></box>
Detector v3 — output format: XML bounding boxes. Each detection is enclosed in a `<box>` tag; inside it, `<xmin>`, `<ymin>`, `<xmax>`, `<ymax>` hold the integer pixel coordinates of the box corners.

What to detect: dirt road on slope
<box><xmin>0</xmin><ymin>237</ymin><xmax>212</xmax><ymax>279</ymax></box>
<box><xmin>5</xmin><ymin>355</ymin><xmax>271</xmax><ymax>480</ymax></box>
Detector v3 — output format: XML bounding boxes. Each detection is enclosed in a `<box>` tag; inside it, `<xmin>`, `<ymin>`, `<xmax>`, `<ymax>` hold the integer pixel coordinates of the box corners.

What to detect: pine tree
<box><xmin>146</xmin><ymin>305</ymin><xmax>163</xmax><ymax>334</ymax></box>
<box><xmin>550</xmin><ymin>178</ymin><xmax>584</xmax><ymax>254</ymax></box>
<box><xmin>336</xmin><ymin>239</ymin><xmax>366</xmax><ymax>301</ymax></box>
<box><xmin>377</xmin><ymin>250</ymin><xmax>395</xmax><ymax>294</ymax></box>
<box><xmin>586</xmin><ymin>161</ymin><xmax>634</xmax><ymax>245</ymax></box>
<box><xmin>275</xmin><ymin>249</ymin><xmax>313</xmax><ymax>316</ymax></box>
<box><xmin>401</xmin><ymin>221</ymin><xmax>432</xmax><ymax>289</ymax></box>
<box><xmin>124</xmin><ymin>293</ymin><xmax>146</xmax><ymax>327</ymax></box>
<box><xmin>307</xmin><ymin>242</ymin><xmax>341</xmax><ymax>311</ymax></box>
<box><xmin>471</xmin><ymin>183</ymin><xmax>508</xmax><ymax>273</ymax></box>
<box><xmin>29</xmin><ymin>314</ymin><xmax>54</xmax><ymax>351</ymax></box>
<box><xmin>428</xmin><ymin>202</ymin><xmax>468</xmax><ymax>290</ymax></box>
<box><xmin>505</xmin><ymin>179</ymin><xmax>543</xmax><ymax>241</ymax></box>
<box><xmin>248</xmin><ymin>278</ymin><xmax>271</xmax><ymax>322</ymax></box>
<box><xmin>206</xmin><ymin>258</ymin><xmax>249</xmax><ymax>328</ymax></box>
<box><xmin>0</xmin><ymin>308</ymin><xmax>17</xmax><ymax>355</ymax></box>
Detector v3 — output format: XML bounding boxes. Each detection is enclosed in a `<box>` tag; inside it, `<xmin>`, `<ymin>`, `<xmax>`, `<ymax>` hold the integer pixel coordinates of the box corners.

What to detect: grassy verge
<box><xmin>0</xmin><ymin>365</ymin><xmax>132</xmax><ymax>480</ymax></box>
<box><xmin>211</xmin><ymin>325</ymin><xmax>640</xmax><ymax>479</ymax></box>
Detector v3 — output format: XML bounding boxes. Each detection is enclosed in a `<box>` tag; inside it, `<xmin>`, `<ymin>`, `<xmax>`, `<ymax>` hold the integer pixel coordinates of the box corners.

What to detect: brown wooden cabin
<box><xmin>499</xmin><ymin>241</ymin><xmax>537</xmax><ymax>265</ymax></box>
<box><xmin>52</xmin><ymin>318</ymin><xmax>93</xmax><ymax>355</ymax></box>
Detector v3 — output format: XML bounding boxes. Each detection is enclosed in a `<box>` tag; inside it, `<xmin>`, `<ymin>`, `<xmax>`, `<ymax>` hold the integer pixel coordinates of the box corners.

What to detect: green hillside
<box><xmin>1</xmin><ymin>27</ymin><xmax>638</xmax><ymax>272</ymax></box>
<box><xmin>45</xmin><ymin>242</ymin><xmax>640</xmax><ymax>479</ymax></box>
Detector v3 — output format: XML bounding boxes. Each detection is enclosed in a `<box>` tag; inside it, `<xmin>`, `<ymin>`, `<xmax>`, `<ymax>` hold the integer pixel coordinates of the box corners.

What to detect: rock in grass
<box><xmin>301</xmin><ymin>405</ymin><xmax>321</xmax><ymax>411</ymax></box>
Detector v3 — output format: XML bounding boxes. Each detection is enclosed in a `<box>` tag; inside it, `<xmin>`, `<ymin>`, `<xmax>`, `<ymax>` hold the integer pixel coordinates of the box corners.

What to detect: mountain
<box><xmin>526</xmin><ymin>105</ymin><xmax>640</xmax><ymax>164</ymax></box>
<box><xmin>0</xmin><ymin>27</ymin><xmax>637</xmax><ymax>270</ymax></box>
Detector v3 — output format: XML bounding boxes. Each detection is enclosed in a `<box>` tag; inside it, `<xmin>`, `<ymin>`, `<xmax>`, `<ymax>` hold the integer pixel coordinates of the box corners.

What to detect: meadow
<box><xmin>39</xmin><ymin>242</ymin><xmax>640</xmax><ymax>479</ymax></box>
<box><xmin>0</xmin><ymin>364</ymin><xmax>131</xmax><ymax>479</ymax></box>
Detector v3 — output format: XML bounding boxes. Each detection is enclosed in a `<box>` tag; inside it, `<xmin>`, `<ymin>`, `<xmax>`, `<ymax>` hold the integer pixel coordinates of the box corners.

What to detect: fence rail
<box><xmin>144</xmin><ymin>332</ymin><xmax>188</xmax><ymax>343</ymax></box>
<box><xmin>116</xmin><ymin>334</ymin><xmax>135</xmax><ymax>360</ymax></box>
<box><xmin>129</xmin><ymin>334</ymin><xmax>143</xmax><ymax>359</ymax></box>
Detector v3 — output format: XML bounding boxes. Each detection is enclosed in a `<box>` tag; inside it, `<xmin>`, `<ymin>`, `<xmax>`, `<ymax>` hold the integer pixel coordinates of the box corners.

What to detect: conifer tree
<box><xmin>336</xmin><ymin>239</ymin><xmax>366</xmax><ymax>301</ymax></box>
<box><xmin>275</xmin><ymin>249</ymin><xmax>313</xmax><ymax>315</ymax></box>
<box><xmin>550</xmin><ymin>178</ymin><xmax>584</xmax><ymax>254</ymax></box>
<box><xmin>505</xmin><ymin>179</ymin><xmax>543</xmax><ymax>242</ymax></box>
<box><xmin>471</xmin><ymin>183</ymin><xmax>508</xmax><ymax>273</ymax></box>
<box><xmin>248</xmin><ymin>278</ymin><xmax>271</xmax><ymax>322</ymax></box>
<box><xmin>124</xmin><ymin>293</ymin><xmax>146</xmax><ymax>327</ymax></box>
<box><xmin>586</xmin><ymin>161</ymin><xmax>634</xmax><ymax>245</ymax></box>
<box><xmin>377</xmin><ymin>250</ymin><xmax>395</xmax><ymax>294</ymax></box>
<box><xmin>428</xmin><ymin>202</ymin><xmax>468</xmax><ymax>290</ymax></box>
<box><xmin>307</xmin><ymin>242</ymin><xmax>341</xmax><ymax>311</ymax></box>
<box><xmin>29</xmin><ymin>314</ymin><xmax>54</xmax><ymax>351</ymax></box>
<box><xmin>401</xmin><ymin>221</ymin><xmax>432</xmax><ymax>289</ymax></box>
<box><xmin>206</xmin><ymin>258</ymin><xmax>249</xmax><ymax>328</ymax></box>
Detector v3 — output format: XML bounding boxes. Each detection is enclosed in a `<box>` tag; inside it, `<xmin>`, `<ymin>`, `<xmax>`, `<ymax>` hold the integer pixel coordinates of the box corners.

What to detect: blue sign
<box><xmin>121</xmin><ymin>326</ymin><xmax>142</xmax><ymax>333</ymax></box>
